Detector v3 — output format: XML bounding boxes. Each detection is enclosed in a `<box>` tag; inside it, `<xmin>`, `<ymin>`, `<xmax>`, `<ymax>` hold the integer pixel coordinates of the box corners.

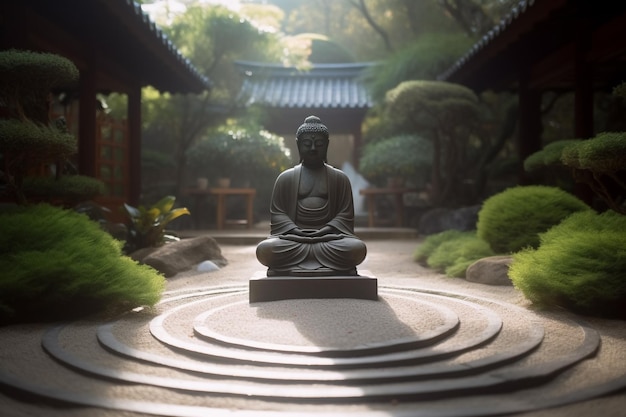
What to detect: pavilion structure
<box><xmin>438</xmin><ymin>0</ymin><xmax>626</xmax><ymax>185</ymax></box>
<box><xmin>235</xmin><ymin>60</ymin><xmax>375</xmax><ymax>168</ymax></box>
<box><xmin>0</xmin><ymin>0</ymin><xmax>210</xmax><ymax>209</ymax></box>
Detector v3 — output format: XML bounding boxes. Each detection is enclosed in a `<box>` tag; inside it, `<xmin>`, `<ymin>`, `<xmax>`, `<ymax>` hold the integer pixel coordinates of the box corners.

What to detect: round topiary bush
<box><xmin>359</xmin><ymin>134</ymin><xmax>432</xmax><ymax>187</ymax></box>
<box><xmin>0</xmin><ymin>204</ymin><xmax>165</xmax><ymax>324</ymax></box>
<box><xmin>476</xmin><ymin>185</ymin><xmax>590</xmax><ymax>253</ymax></box>
<box><xmin>509</xmin><ymin>210</ymin><xmax>626</xmax><ymax>318</ymax></box>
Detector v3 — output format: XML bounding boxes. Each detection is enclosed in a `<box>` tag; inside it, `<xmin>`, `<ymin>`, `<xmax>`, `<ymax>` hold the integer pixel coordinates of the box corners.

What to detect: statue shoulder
<box><xmin>325</xmin><ymin>164</ymin><xmax>349</xmax><ymax>180</ymax></box>
<box><xmin>275</xmin><ymin>166</ymin><xmax>298</xmax><ymax>184</ymax></box>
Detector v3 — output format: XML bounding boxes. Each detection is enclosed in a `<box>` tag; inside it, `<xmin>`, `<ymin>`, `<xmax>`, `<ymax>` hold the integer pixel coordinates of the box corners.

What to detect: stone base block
<box><xmin>249</xmin><ymin>270</ymin><xmax>378</xmax><ymax>303</ymax></box>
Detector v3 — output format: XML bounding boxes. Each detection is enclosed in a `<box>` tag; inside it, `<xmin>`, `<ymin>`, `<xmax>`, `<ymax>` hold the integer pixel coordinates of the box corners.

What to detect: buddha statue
<box><xmin>256</xmin><ymin>116</ymin><xmax>367</xmax><ymax>276</ymax></box>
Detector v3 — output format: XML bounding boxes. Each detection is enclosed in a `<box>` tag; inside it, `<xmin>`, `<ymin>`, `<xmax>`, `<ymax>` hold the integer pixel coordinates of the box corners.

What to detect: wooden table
<box><xmin>185</xmin><ymin>188</ymin><xmax>256</xmax><ymax>229</ymax></box>
<box><xmin>359</xmin><ymin>187</ymin><xmax>415</xmax><ymax>228</ymax></box>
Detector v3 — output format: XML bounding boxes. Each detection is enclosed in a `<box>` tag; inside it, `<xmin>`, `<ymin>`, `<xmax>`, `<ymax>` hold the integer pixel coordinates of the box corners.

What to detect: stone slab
<box><xmin>249</xmin><ymin>270</ymin><xmax>378</xmax><ymax>303</ymax></box>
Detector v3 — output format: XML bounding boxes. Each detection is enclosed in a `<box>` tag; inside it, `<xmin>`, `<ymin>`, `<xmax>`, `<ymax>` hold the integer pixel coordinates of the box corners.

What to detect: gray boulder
<box><xmin>465</xmin><ymin>256</ymin><xmax>513</xmax><ymax>286</ymax></box>
<box><xmin>131</xmin><ymin>235</ymin><xmax>227</xmax><ymax>277</ymax></box>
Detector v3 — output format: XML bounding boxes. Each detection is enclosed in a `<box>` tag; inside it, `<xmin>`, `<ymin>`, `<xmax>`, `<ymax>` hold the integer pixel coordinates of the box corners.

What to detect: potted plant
<box><xmin>358</xmin><ymin>134</ymin><xmax>432</xmax><ymax>188</ymax></box>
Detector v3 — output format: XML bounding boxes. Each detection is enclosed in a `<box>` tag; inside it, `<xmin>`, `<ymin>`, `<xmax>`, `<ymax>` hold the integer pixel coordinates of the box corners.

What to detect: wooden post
<box><xmin>127</xmin><ymin>84</ymin><xmax>142</xmax><ymax>206</ymax></box>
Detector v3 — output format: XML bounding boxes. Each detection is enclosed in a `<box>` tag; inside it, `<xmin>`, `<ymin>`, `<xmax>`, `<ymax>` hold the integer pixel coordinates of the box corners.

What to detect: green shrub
<box><xmin>561</xmin><ymin>131</ymin><xmax>626</xmax><ymax>173</ymax></box>
<box><xmin>477</xmin><ymin>186</ymin><xmax>590</xmax><ymax>253</ymax></box>
<box><xmin>560</xmin><ymin>132</ymin><xmax>626</xmax><ymax>214</ymax></box>
<box><xmin>414</xmin><ymin>230</ymin><xmax>466</xmax><ymax>264</ymax></box>
<box><xmin>415</xmin><ymin>230</ymin><xmax>494</xmax><ymax>278</ymax></box>
<box><xmin>523</xmin><ymin>139</ymin><xmax>581</xmax><ymax>172</ymax></box>
<box><xmin>358</xmin><ymin>134</ymin><xmax>432</xmax><ymax>187</ymax></box>
<box><xmin>427</xmin><ymin>232</ymin><xmax>495</xmax><ymax>277</ymax></box>
<box><xmin>22</xmin><ymin>175</ymin><xmax>105</xmax><ymax>203</ymax></box>
<box><xmin>509</xmin><ymin>210</ymin><xmax>626</xmax><ymax>318</ymax></box>
<box><xmin>0</xmin><ymin>204</ymin><xmax>165</xmax><ymax>324</ymax></box>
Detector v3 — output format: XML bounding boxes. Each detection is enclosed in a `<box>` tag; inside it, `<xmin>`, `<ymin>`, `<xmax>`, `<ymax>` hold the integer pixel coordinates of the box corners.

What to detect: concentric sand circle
<box><xmin>0</xmin><ymin>284</ymin><xmax>623</xmax><ymax>417</ymax></box>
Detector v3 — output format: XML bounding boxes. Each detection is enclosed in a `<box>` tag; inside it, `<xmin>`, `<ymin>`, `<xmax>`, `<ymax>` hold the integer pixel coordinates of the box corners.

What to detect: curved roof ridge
<box><xmin>132</xmin><ymin>0</ymin><xmax>211</xmax><ymax>89</ymax></box>
<box><xmin>235</xmin><ymin>61</ymin><xmax>375</xmax><ymax>109</ymax></box>
<box><xmin>438</xmin><ymin>0</ymin><xmax>539</xmax><ymax>81</ymax></box>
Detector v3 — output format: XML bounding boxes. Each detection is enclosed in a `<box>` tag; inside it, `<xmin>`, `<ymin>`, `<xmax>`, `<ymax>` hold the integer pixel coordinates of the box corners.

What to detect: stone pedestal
<box><xmin>249</xmin><ymin>270</ymin><xmax>378</xmax><ymax>303</ymax></box>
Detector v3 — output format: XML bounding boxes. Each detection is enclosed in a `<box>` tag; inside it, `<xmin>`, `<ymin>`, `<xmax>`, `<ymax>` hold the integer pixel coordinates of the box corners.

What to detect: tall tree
<box><xmin>140</xmin><ymin>5</ymin><xmax>282</xmax><ymax>198</ymax></box>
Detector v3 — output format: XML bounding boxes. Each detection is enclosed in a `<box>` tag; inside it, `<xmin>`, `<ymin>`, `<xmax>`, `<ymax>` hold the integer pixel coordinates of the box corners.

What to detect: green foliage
<box><xmin>187</xmin><ymin>123</ymin><xmax>291</xmax><ymax>183</ymax></box>
<box><xmin>0</xmin><ymin>49</ymin><xmax>78</xmax><ymax>120</ymax></box>
<box><xmin>168</xmin><ymin>5</ymin><xmax>280</xmax><ymax>94</ymax></box>
<box><xmin>139</xmin><ymin>5</ymin><xmax>284</xmax><ymax>194</ymax></box>
<box><xmin>358</xmin><ymin>134</ymin><xmax>432</xmax><ymax>186</ymax></box>
<box><xmin>0</xmin><ymin>204</ymin><xmax>165</xmax><ymax>324</ymax></box>
<box><xmin>561</xmin><ymin>132</ymin><xmax>626</xmax><ymax>174</ymax></box>
<box><xmin>383</xmin><ymin>80</ymin><xmax>481</xmax><ymax>205</ymax></box>
<box><xmin>186</xmin><ymin>122</ymin><xmax>291</xmax><ymax>219</ymax></box>
<box><xmin>509</xmin><ymin>210</ymin><xmax>626</xmax><ymax>318</ymax></box>
<box><xmin>123</xmin><ymin>195</ymin><xmax>190</xmax><ymax>253</ymax></box>
<box><xmin>364</xmin><ymin>33</ymin><xmax>474</xmax><ymax>101</ymax></box>
<box><xmin>22</xmin><ymin>176</ymin><xmax>105</xmax><ymax>204</ymax></box>
<box><xmin>477</xmin><ymin>186</ymin><xmax>591</xmax><ymax>253</ymax></box>
<box><xmin>291</xmin><ymin>33</ymin><xmax>355</xmax><ymax>63</ymax></box>
<box><xmin>561</xmin><ymin>132</ymin><xmax>626</xmax><ymax>214</ymax></box>
<box><xmin>414</xmin><ymin>230</ymin><xmax>494</xmax><ymax>278</ymax></box>
<box><xmin>414</xmin><ymin>230</ymin><xmax>467</xmax><ymax>264</ymax></box>
<box><xmin>0</xmin><ymin>118</ymin><xmax>76</xmax><ymax>159</ymax></box>
<box><xmin>385</xmin><ymin>80</ymin><xmax>479</xmax><ymax>131</ymax></box>
<box><xmin>613</xmin><ymin>82</ymin><xmax>626</xmax><ymax>99</ymax></box>
<box><xmin>523</xmin><ymin>139</ymin><xmax>581</xmax><ymax>172</ymax></box>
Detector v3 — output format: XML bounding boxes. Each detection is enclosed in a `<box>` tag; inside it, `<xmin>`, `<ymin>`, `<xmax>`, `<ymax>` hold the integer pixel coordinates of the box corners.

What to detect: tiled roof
<box><xmin>235</xmin><ymin>61</ymin><xmax>375</xmax><ymax>109</ymax></box>
<box><xmin>128</xmin><ymin>0</ymin><xmax>211</xmax><ymax>90</ymax></box>
<box><xmin>12</xmin><ymin>0</ymin><xmax>211</xmax><ymax>93</ymax></box>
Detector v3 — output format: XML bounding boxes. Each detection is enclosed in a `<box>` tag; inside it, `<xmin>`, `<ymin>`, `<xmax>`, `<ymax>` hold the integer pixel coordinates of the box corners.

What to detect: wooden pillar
<box><xmin>78</xmin><ymin>67</ymin><xmax>97</xmax><ymax>177</ymax></box>
<box><xmin>517</xmin><ymin>71</ymin><xmax>543</xmax><ymax>185</ymax></box>
<box><xmin>574</xmin><ymin>30</ymin><xmax>594</xmax><ymax>204</ymax></box>
<box><xmin>574</xmin><ymin>33</ymin><xmax>594</xmax><ymax>139</ymax></box>
<box><xmin>127</xmin><ymin>84</ymin><xmax>142</xmax><ymax>206</ymax></box>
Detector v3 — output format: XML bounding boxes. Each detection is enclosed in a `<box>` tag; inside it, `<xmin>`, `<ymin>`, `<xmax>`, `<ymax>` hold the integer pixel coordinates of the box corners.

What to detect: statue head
<box><xmin>296</xmin><ymin>115</ymin><xmax>329</xmax><ymax>167</ymax></box>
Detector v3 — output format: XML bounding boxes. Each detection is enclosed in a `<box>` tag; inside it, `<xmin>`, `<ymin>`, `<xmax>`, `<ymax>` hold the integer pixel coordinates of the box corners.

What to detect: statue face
<box><xmin>297</xmin><ymin>133</ymin><xmax>328</xmax><ymax>167</ymax></box>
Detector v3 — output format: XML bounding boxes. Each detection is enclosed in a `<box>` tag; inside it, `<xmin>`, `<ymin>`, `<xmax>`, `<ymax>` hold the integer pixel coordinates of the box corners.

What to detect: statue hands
<box><xmin>279</xmin><ymin>226</ymin><xmax>343</xmax><ymax>243</ymax></box>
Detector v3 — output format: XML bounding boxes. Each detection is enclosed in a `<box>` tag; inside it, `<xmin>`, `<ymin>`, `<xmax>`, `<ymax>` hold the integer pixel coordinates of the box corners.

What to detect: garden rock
<box><xmin>131</xmin><ymin>236</ymin><xmax>227</xmax><ymax>277</ymax></box>
<box><xmin>465</xmin><ymin>256</ymin><xmax>513</xmax><ymax>286</ymax></box>
<box><xmin>418</xmin><ymin>205</ymin><xmax>481</xmax><ymax>235</ymax></box>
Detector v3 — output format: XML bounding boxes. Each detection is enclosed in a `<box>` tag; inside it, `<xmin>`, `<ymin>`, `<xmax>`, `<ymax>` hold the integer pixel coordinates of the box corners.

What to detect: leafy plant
<box><xmin>123</xmin><ymin>195</ymin><xmax>190</xmax><ymax>253</ymax></box>
<box><xmin>477</xmin><ymin>185</ymin><xmax>591</xmax><ymax>253</ymax></box>
<box><xmin>509</xmin><ymin>210</ymin><xmax>626</xmax><ymax>318</ymax></box>
<box><xmin>358</xmin><ymin>134</ymin><xmax>432</xmax><ymax>187</ymax></box>
<box><xmin>0</xmin><ymin>204</ymin><xmax>165</xmax><ymax>324</ymax></box>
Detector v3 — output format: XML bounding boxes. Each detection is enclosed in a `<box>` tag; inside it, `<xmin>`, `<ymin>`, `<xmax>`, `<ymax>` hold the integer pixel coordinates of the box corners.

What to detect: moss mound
<box><xmin>415</xmin><ymin>230</ymin><xmax>494</xmax><ymax>278</ymax></box>
<box><xmin>509</xmin><ymin>210</ymin><xmax>626</xmax><ymax>318</ymax></box>
<box><xmin>0</xmin><ymin>204</ymin><xmax>165</xmax><ymax>324</ymax></box>
<box><xmin>477</xmin><ymin>186</ymin><xmax>590</xmax><ymax>253</ymax></box>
